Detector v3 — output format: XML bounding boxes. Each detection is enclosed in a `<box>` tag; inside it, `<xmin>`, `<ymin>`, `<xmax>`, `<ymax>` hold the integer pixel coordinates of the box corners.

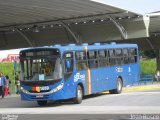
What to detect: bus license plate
<box><xmin>36</xmin><ymin>94</ymin><xmax>43</xmax><ymax>98</ymax></box>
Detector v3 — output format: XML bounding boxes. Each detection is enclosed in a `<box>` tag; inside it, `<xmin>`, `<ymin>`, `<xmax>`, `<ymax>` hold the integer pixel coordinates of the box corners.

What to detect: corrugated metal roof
<box><xmin>150</xmin><ymin>16</ymin><xmax>160</xmax><ymax>34</ymax></box>
<box><xmin>0</xmin><ymin>0</ymin><xmax>140</xmax><ymax>30</ymax></box>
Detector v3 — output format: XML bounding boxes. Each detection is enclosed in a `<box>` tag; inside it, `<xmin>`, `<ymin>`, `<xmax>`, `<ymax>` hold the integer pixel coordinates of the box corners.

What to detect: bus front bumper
<box><xmin>20</xmin><ymin>83</ymin><xmax>65</xmax><ymax>101</ymax></box>
<box><xmin>20</xmin><ymin>90</ymin><xmax>65</xmax><ymax>101</ymax></box>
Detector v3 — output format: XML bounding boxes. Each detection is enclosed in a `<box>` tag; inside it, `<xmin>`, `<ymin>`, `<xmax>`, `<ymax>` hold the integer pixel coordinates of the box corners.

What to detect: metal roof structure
<box><xmin>148</xmin><ymin>12</ymin><xmax>160</xmax><ymax>35</ymax></box>
<box><xmin>116</xmin><ymin>12</ymin><xmax>160</xmax><ymax>50</ymax></box>
<box><xmin>0</xmin><ymin>0</ymin><xmax>149</xmax><ymax>50</ymax></box>
<box><xmin>0</xmin><ymin>0</ymin><xmax>140</xmax><ymax>29</ymax></box>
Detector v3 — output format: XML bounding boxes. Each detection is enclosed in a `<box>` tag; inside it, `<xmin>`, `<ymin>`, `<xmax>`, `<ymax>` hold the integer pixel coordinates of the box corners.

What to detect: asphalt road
<box><xmin>0</xmin><ymin>90</ymin><xmax>160</xmax><ymax>120</ymax></box>
<box><xmin>0</xmin><ymin>90</ymin><xmax>160</xmax><ymax>114</ymax></box>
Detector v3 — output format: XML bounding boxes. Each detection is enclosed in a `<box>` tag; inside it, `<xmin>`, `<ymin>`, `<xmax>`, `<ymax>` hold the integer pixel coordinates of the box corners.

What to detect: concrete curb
<box><xmin>123</xmin><ymin>84</ymin><xmax>160</xmax><ymax>92</ymax></box>
<box><xmin>101</xmin><ymin>84</ymin><xmax>160</xmax><ymax>94</ymax></box>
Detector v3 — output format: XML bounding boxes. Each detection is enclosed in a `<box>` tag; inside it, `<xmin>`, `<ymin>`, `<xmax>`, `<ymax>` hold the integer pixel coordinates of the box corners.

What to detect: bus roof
<box><xmin>20</xmin><ymin>43</ymin><xmax>138</xmax><ymax>53</ymax></box>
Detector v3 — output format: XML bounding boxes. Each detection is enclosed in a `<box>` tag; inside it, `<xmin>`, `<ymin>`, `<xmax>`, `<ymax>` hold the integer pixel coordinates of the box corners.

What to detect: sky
<box><xmin>93</xmin><ymin>0</ymin><xmax>160</xmax><ymax>14</ymax></box>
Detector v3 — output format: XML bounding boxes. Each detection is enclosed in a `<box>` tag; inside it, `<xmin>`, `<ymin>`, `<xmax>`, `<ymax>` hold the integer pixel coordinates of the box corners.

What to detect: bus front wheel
<box><xmin>109</xmin><ymin>78</ymin><xmax>123</xmax><ymax>94</ymax></box>
<box><xmin>73</xmin><ymin>85</ymin><xmax>83</xmax><ymax>104</ymax></box>
<box><xmin>37</xmin><ymin>100</ymin><xmax>47</xmax><ymax>106</ymax></box>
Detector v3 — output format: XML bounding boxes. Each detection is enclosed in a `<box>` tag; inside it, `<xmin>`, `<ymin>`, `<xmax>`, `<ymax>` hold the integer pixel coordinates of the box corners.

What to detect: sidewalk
<box><xmin>101</xmin><ymin>82</ymin><xmax>160</xmax><ymax>94</ymax></box>
<box><xmin>123</xmin><ymin>82</ymin><xmax>160</xmax><ymax>93</ymax></box>
<box><xmin>2</xmin><ymin>94</ymin><xmax>19</xmax><ymax>99</ymax></box>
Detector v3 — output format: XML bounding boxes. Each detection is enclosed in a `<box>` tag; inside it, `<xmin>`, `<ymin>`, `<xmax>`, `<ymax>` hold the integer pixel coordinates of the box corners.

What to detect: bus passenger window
<box><xmin>76</xmin><ymin>61</ymin><xmax>87</xmax><ymax>71</ymax></box>
<box><xmin>123</xmin><ymin>49</ymin><xmax>129</xmax><ymax>64</ymax></box>
<box><xmin>98</xmin><ymin>50</ymin><xmax>108</xmax><ymax>67</ymax></box>
<box><xmin>87</xmin><ymin>51</ymin><xmax>98</xmax><ymax>69</ymax></box>
<box><xmin>115</xmin><ymin>49</ymin><xmax>123</xmax><ymax>65</ymax></box>
<box><xmin>129</xmin><ymin>49</ymin><xmax>136</xmax><ymax>63</ymax></box>
<box><xmin>134</xmin><ymin>49</ymin><xmax>138</xmax><ymax>63</ymax></box>
<box><xmin>108</xmin><ymin>49</ymin><xmax>115</xmax><ymax>66</ymax></box>
<box><xmin>76</xmin><ymin>51</ymin><xmax>87</xmax><ymax>71</ymax></box>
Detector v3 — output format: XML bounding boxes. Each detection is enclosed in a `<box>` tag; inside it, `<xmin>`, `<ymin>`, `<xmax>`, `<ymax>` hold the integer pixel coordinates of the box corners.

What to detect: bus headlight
<box><xmin>20</xmin><ymin>87</ymin><xmax>29</xmax><ymax>94</ymax></box>
<box><xmin>51</xmin><ymin>83</ymin><xmax>64</xmax><ymax>93</ymax></box>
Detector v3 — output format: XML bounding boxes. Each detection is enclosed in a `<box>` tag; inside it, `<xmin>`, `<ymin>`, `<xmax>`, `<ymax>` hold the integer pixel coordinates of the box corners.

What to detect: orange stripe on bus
<box><xmin>84</xmin><ymin>46</ymin><xmax>91</xmax><ymax>95</ymax></box>
<box><xmin>86</xmin><ymin>68</ymin><xmax>91</xmax><ymax>94</ymax></box>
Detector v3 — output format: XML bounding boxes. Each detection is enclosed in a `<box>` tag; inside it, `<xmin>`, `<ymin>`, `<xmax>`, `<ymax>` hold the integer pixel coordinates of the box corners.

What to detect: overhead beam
<box><xmin>15</xmin><ymin>28</ymin><xmax>33</xmax><ymax>47</ymax></box>
<box><xmin>61</xmin><ymin>22</ymin><xmax>80</xmax><ymax>44</ymax></box>
<box><xmin>109</xmin><ymin>16</ymin><xmax>128</xmax><ymax>39</ymax></box>
<box><xmin>145</xmin><ymin>38</ymin><xmax>154</xmax><ymax>49</ymax></box>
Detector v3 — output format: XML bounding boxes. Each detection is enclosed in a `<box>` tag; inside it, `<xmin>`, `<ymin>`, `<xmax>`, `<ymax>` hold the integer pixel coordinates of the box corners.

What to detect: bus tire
<box><xmin>74</xmin><ymin>85</ymin><xmax>83</xmax><ymax>104</ymax></box>
<box><xmin>37</xmin><ymin>100</ymin><xmax>47</xmax><ymax>106</ymax></box>
<box><xmin>109</xmin><ymin>89</ymin><xmax>115</xmax><ymax>94</ymax></box>
<box><xmin>115</xmin><ymin>77</ymin><xmax>123</xmax><ymax>94</ymax></box>
<box><xmin>109</xmin><ymin>77</ymin><xmax>123</xmax><ymax>94</ymax></box>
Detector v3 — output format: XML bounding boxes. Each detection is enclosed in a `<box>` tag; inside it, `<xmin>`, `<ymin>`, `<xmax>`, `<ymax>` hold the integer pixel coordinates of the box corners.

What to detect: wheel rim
<box><xmin>117</xmin><ymin>79</ymin><xmax>122</xmax><ymax>91</ymax></box>
<box><xmin>77</xmin><ymin>88</ymin><xmax>82</xmax><ymax>99</ymax></box>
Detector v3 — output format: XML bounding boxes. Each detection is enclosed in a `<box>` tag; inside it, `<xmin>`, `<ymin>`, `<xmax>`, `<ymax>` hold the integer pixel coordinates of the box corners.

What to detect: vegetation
<box><xmin>139</xmin><ymin>49</ymin><xmax>157</xmax><ymax>74</ymax></box>
<box><xmin>0</xmin><ymin>62</ymin><xmax>20</xmax><ymax>94</ymax></box>
<box><xmin>140</xmin><ymin>59</ymin><xmax>156</xmax><ymax>75</ymax></box>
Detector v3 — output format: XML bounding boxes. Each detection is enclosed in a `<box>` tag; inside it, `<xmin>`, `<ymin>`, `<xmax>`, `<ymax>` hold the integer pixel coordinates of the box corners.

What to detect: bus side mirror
<box><xmin>65</xmin><ymin>59</ymin><xmax>71</xmax><ymax>72</ymax></box>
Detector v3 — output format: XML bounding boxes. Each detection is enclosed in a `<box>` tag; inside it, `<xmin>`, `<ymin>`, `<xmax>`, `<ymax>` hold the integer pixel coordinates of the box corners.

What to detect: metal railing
<box><xmin>130</xmin><ymin>74</ymin><xmax>158</xmax><ymax>86</ymax></box>
<box><xmin>139</xmin><ymin>74</ymin><xmax>157</xmax><ymax>85</ymax></box>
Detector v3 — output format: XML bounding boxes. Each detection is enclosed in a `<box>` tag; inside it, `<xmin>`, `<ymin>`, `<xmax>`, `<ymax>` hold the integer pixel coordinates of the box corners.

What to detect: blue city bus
<box><xmin>19</xmin><ymin>43</ymin><xmax>140</xmax><ymax>106</ymax></box>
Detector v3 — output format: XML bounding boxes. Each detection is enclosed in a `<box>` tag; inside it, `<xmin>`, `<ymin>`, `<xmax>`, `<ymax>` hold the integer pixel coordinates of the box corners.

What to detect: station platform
<box><xmin>123</xmin><ymin>82</ymin><xmax>160</xmax><ymax>93</ymax></box>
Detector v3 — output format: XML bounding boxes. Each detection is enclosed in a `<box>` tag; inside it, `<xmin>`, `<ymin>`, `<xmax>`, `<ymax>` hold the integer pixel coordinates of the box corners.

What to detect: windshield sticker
<box><xmin>39</xmin><ymin>74</ymin><xmax>45</xmax><ymax>80</ymax></box>
<box><xmin>74</xmin><ymin>73</ymin><xmax>85</xmax><ymax>82</ymax></box>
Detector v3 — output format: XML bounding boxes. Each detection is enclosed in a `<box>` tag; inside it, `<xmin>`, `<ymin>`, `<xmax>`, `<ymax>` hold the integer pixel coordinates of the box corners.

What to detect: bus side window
<box><xmin>115</xmin><ymin>49</ymin><xmax>123</xmax><ymax>65</ymax></box>
<box><xmin>129</xmin><ymin>48</ymin><xmax>136</xmax><ymax>63</ymax></box>
<box><xmin>87</xmin><ymin>51</ymin><xmax>98</xmax><ymax>69</ymax></box>
<box><xmin>98</xmin><ymin>50</ymin><xmax>108</xmax><ymax>67</ymax></box>
<box><xmin>134</xmin><ymin>48</ymin><xmax>138</xmax><ymax>63</ymax></box>
<box><xmin>76</xmin><ymin>51</ymin><xmax>87</xmax><ymax>71</ymax></box>
<box><xmin>108</xmin><ymin>49</ymin><xmax>115</xmax><ymax>66</ymax></box>
<box><xmin>123</xmin><ymin>49</ymin><xmax>129</xmax><ymax>64</ymax></box>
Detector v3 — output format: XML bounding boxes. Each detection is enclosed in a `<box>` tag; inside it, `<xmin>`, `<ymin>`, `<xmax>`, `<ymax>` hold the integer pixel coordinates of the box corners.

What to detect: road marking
<box><xmin>1</xmin><ymin>106</ymin><xmax>160</xmax><ymax>114</ymax></box>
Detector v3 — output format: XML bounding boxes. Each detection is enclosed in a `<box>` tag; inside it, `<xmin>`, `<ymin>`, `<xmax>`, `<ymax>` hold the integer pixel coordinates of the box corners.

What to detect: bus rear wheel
<box><xmin>109</xmin><ymin>78</ymin><xmax>123</xmax><ymax>94</ymax></box>
<box><xmin>37</xmin><ymin>100</ymin><xmax>47</xmax><ymax>106</ymax></box>
<box><xmin>73</xmin><ymin>85</ymin><xmax>83</xmax><ymax>104</ymax></box>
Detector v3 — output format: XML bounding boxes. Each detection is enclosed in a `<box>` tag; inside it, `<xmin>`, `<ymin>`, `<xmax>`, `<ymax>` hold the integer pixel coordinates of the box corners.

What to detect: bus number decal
<box><xmin>40</xmin><ymin>86</ymin><xmax>49</xmax><ymax>91</ymax></box>
<box><xmin>116</xmin><ymin>67</ymin><xmax>123</xmax><ymax>72</ymax></box>
<box><xmin>128</xmin><ymin>67</ymin><xmax>131</xmax><ymax>72</ymax></box>
<box><xmin>74</xmin><ymin>73</ymin><xmax>85</xmax><ymax>82</ymax></box>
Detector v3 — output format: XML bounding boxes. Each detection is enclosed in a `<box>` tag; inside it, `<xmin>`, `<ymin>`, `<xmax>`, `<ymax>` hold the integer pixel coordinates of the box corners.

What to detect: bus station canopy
<box><xmin>149</xmin><ymin>13</ymin><xmax>160</xmax><ymax>34</ymax></box>
<box><xmin>140</xmin><ymin>13</ymin><xmax>160</xmax><ymax>50</ymax></box>
<box><xmin>0</xmin><ymin>0</ymin><xmax>150</xmax><ymax>50</ymax></box>
<box><xmin>116</xmin><ymin>12</ymin><xmax>160</xmax><ymax>50</ymax></box>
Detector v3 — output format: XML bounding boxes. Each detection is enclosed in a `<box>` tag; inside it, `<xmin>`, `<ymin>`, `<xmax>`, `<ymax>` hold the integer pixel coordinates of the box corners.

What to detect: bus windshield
<box><xmin>20</xmin><ymin>49</ymin><xmax>62</xmax><ymax>81</ymax></box>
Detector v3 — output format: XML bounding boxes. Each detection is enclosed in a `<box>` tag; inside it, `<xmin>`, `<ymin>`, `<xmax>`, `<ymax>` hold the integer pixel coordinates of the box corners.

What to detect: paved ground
<box><xmin>0</xmin><ymin>84</ymin><xmax>160</xmax><ymax>120</ymax></box>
